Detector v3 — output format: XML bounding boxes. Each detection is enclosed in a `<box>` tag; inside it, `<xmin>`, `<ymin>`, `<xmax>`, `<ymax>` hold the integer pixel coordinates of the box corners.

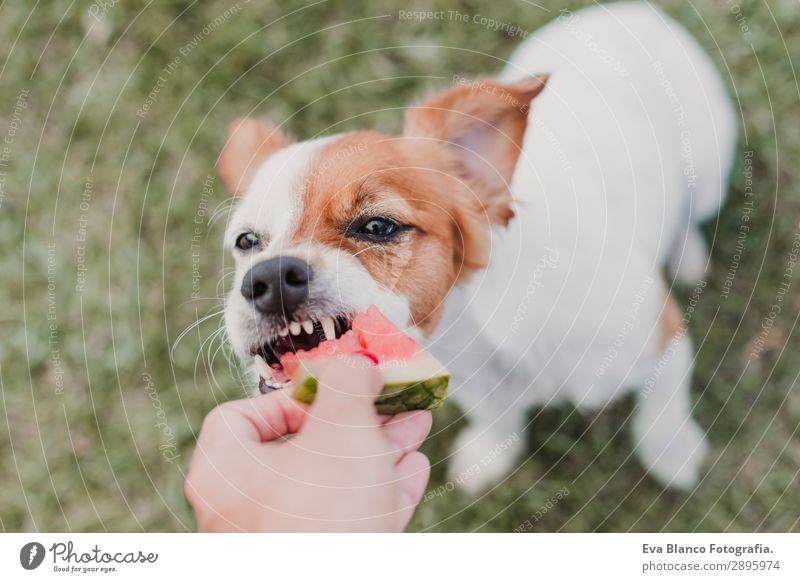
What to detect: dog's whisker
<box><xmin>197</xmin><ymin>323</ymin><xmax>225</xmax><ymax>361</ymax></box>
<box><xmin>171</xmin><ymin>309</ymin><xmax>225</xmax><ymax>361</ymax></box>
<box><xmin>202</xmin><ymin>329</ymin><xmax>225</xmax><ymax>371</ymax></box>
<box><xmin>215</xmin><ymin>270</ymin><xmax>236</xmax><ymax>297</ymax></box>
<box><xmin>193</xmin><ymin>325</ymin><xmax>227</xmax><ymax>386</ymax></box>
<box><xmin>207</xmin><ymin>333</ymin><xmax>231</xmax><ymax>389</ymax></box>
<box><xmin>209</xmin><ymin>197</ymin><xmax>237</xmax><ymax>227</ymax></box>
<box><xmin>206</xmin><ymin>327</ymin><xmax>241</xmax><ymax>394</ymax></box>
<box><xmin>178</xmin><ymin>297</ymin><xmax>224</xmax><ymax>308</ymax></box>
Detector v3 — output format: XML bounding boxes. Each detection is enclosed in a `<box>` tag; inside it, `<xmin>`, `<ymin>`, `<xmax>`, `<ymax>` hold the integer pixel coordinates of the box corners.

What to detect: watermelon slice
<box><xmin>254</xmin><ymin>306</ymin><xmax>449</xmax><ymax>414</ymax></box>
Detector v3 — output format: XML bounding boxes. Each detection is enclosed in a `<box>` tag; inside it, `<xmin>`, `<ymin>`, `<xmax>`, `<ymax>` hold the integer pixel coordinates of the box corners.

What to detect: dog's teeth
<box><xmin>252</xmin><ymin>355</ymin><xmax>273</xmax><ymax>379</ymax></box>
<box><xmin>289</xmin><ymin>321</ymin><xmax>301</xmax><ymax>335</ymax></box>
<box><xmin>302</xmin><ymin>320</ymin><xmax>314</xmax><ymax>334</ymax></box>
<box><xmin>321</xmin><ymin>317</ymin><xmax>335</xmax><ymax>341</ymax></box>
<box><xmin>278</xmin><ymin>327</ymin><xmax>288</xmax><ymax>337</ymax></box>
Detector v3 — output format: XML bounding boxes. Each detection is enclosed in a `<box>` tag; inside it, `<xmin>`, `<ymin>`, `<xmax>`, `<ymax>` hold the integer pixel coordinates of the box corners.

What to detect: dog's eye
<box><xmin>235</xmin><ymin>232</ymin><xmax>260</xmax><ymax>251</ymax></box>
<box><xmin>357</xmin><ymin>218</ymin><xmax>400</xmax><ymax>239</ymax></box>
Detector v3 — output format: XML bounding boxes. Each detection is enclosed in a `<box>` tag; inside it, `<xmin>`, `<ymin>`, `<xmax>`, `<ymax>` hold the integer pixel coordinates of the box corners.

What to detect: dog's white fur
<box><xmin>431</xmin><ymin>2</ymin><xmax>736</xmax><ymax>491</ymax></box>
<box><xmin>223</xmin><ymin>2</ymin><xmax>736</xmax><ymax>492</ymax></box>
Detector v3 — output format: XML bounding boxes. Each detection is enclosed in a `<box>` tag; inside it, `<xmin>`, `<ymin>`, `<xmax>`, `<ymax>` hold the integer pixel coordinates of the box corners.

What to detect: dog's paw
<box><xmin>636</xmin><ymin>417</ymin><xmax>709</xmax><ymax>490</ymax></box>
<box><xmin>447</xmin><ymin>428</ymin><xmax>522</xmax><ymax>496</ymax></box>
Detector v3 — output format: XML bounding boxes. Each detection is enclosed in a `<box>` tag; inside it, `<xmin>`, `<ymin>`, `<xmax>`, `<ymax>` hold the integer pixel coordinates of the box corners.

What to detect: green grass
<box><xmin>1</xmin><ymin>0</ymin><xmax>798</xmax><ymax>532</ymax></box>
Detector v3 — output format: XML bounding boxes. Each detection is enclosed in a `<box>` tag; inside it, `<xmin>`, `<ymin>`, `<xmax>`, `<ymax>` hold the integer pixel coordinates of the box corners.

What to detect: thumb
<box><xmin>305</xmin><ymin>355</ymin><xmax>383</xmax><ymax>429</ymax></box>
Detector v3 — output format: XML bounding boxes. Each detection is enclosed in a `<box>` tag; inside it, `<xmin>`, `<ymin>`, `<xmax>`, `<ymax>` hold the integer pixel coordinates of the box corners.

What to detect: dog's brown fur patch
<box><xmin>219</xmin><ymin>117</ymin><xmax>291</xmax><ymax>196</ymax></box>
<box><xmin>660</xmin><ymin>287</ymin><xmax>685</xmax><ymax>351</ymax></box>
<box><xmin>292</xmin><ymin>131</ymin><xmax>485</xmax><ymax>331</ymax></box>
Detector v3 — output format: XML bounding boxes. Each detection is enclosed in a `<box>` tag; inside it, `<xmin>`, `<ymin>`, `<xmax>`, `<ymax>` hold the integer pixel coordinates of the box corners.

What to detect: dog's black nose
<box><xmin>240</xmin><ymin>256</ymin><xmax>311</xmax><ymax>317</ymax></box>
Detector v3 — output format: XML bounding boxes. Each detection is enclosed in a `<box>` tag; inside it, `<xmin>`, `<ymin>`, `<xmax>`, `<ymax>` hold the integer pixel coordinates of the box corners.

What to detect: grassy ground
<box><xmin>1</xmin><ymin>0</ymin><xmax>798</xmax><ymax>532</ymax></box>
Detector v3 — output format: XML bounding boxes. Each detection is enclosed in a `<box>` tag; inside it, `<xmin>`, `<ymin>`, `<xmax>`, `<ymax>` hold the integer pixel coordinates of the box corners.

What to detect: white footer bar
<box><xmin>1</xmin><ymin>533</ymin><xmax>797</xmax><ymax>581</ymax></box>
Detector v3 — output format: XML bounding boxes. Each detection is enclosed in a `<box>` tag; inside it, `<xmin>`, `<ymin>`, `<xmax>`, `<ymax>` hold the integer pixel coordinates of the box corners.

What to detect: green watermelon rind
<box><xmin>293</xmin><ymin>374</ymin><xmax>449</xmax><ymax>415</ymax></box>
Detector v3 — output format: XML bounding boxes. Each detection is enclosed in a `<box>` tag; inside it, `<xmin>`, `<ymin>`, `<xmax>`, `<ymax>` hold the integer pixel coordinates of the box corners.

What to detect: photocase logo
<box><xmin>20</xmin><ymin>542</ymin><xmax>46</xmax><ymax>570</ymax></box>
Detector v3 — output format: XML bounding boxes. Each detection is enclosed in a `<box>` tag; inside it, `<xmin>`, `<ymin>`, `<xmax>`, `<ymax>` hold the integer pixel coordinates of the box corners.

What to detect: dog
<box><xmin>219</xmin><ymin>2</ymin><xmax>736</xmax><ymax>493</ymax></box>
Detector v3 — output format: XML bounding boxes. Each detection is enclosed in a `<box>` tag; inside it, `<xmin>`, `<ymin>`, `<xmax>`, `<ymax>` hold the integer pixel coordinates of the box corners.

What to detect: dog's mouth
<box><xmin>251</xmin><ymin>314</ymin><xmax>352</xmax><ymax>393</ymax></box>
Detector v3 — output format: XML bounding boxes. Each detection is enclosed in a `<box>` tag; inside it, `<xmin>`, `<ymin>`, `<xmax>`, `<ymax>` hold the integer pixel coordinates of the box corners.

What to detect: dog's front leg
<box><xmin>445</xmin><ymin>365</ymin><xmax>537</xmax><ymax>495</ymax></box>
<box><xmin>632</xmin><ymin>333</ymin><xmax>709</xmax><ymax>489</ymax></box>
<box><xmin>447</xmin><ymin>405</ymin><xmax>529</xmax><ymax>496</ymax></box>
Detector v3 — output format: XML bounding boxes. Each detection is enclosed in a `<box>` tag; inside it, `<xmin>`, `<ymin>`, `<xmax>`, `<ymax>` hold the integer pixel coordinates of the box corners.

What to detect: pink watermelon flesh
<box><xmin>281</xmin><ymin>306</ymin><xmax>418</xmax><ymax>374</ymax></box>
<box><xmin>281</xmin><ymin>306</ymin><xmax>449</xmax><ymax>414</ymax></box>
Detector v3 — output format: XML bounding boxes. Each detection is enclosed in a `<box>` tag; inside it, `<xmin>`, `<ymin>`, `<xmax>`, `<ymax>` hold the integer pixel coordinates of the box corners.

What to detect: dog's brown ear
<box><xmin>403</xmin><ymin>76</ymin><xmax>548</xmax><ymax>226</ymax></box>
<box><xmin>218</xmin><ymin>117</ymin><xmax>291</xmax><ymax>196</ymax></box>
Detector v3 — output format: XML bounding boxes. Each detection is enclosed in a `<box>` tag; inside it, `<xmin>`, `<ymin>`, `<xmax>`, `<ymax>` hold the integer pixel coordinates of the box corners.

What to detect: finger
<box><xmin>393</xmin><ymin>451</ymin><xmax>431</xmax><ymax>531</ymax></box>
<box><xmin>198</xmin><ymin>390</ymin><xmax>309</xmax><ymax>447</ymax></box>
<box><xmin>381</xmin><ymin>411</ymin><xmax>432</xmax><ymax>463</ymax></box>
<box><xmin>305</xmin><ymin>356</ymin><xmax>383</xmax><ymax>429</ymax></box>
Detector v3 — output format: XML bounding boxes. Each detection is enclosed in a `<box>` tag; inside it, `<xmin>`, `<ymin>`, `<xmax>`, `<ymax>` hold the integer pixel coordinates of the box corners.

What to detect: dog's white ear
<box><xmin>218</xmin><ymin>117</ymin><xmax>291</xmax><ymax>196</ymax></box>
<box><xmin>403</xmin><ymin>76</ymin><xmax>548</xmax><ymax>225</ymax></box>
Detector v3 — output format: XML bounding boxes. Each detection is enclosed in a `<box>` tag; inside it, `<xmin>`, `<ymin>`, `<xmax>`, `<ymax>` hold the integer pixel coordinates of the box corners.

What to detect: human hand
<box><xmin>185</xmin><ymin>358</ymin><xmax>432</xmax><ymax>531</ymax></box>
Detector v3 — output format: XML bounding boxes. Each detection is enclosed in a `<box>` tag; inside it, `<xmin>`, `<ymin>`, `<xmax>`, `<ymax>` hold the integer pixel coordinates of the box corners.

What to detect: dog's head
<box><xmin>220</xmin><ymin>77</ymin><xmax>547</xmax><ymax>387</ymax></box>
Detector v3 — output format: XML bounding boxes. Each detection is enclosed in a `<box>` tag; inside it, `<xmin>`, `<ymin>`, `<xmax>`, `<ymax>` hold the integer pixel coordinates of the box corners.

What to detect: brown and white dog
<box><xmin>220</xmin><ymin>2</ymin><xmax>736</xmax><ymax>492</ymax></box>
